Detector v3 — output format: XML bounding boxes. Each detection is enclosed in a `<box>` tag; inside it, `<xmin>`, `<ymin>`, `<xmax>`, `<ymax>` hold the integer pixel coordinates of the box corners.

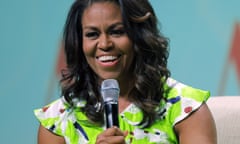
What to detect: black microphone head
<box><xmin>101</xmin><ymin>79</ymin><xmax>119</xmax><ymax>103</ymax></box>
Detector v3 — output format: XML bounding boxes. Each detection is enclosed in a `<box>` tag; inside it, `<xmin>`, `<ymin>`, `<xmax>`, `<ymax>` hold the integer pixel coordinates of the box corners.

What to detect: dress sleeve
<box><xmin>34</xmin><ymin>98</ymin><xmax>70</xmax><ymax>136</ymax></box>
<box><xmin>164</xmin><ymin>78</ymin><xmax>210</xmax><ymax>126</ymax></box>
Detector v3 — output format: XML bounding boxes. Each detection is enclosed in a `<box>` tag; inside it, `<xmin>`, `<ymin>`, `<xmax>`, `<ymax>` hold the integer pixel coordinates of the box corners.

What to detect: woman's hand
<box><xmin>96</xmin><ymin>126</ymin><xmax>128</xmax><ymax>144</ymax></box>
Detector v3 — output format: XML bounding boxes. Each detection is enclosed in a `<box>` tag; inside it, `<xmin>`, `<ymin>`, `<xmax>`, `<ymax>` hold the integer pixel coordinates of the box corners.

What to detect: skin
<box><xmin>38</xmin><ymin>125</ymin><xmax>65</xmax><ymax>144</ymax></box>
<box><xmin>37</xmin><ymin>2</ymin><xmax>217</xmax><ymax>144</ymax></box>
<box><xmin>83</xmin><ymin>3</ymin><xmax>131</xmax><ymax>143</ymax></box>
<box><xmin>175</xmin><ymin>103</ymin><xmax>217</xmax><ymax>144</ymax></box>
<box><xmin>82</xmin><ymin>2</ymin><xmax>135</xmax><ymax>99</ymax></box>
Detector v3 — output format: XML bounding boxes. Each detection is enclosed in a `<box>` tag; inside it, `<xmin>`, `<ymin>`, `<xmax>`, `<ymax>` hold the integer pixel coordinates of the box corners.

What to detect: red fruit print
<box><xmin>184</xmin><ymin>106</ymin><xmax>192</xmax><ymax>113</ymax></box>
<box><xmin>42</xmin><ymin>106</ymin><xmax>49</xmax><ymax>112</ymax></box>
<box><xmin>60</xmin><ymin>109</ymin><xmax>65</xmax><ymax>113</ymax></box>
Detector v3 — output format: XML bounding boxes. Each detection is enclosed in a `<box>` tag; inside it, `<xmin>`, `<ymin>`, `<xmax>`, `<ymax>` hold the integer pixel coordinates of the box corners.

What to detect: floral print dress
<box><xmin>34</xmin><ymin>78</ymin><xmax>210</xmax><ymax>144</ymax></box>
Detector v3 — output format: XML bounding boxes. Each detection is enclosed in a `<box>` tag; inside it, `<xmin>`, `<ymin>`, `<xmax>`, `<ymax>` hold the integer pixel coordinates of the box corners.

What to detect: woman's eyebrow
<box><xmin>82</xmin><ymin>26</ymin><xmax>99</xmax><ymax>31</ymax></box>
<box><xmin>109</xmin><ymin>22</ymin><xmax>124</xmax><ymax>29</ymax></box>
<box><xmin>82</xmin><ymin>22</ymin><xmax>124</xmax><ymax>31</ymax></box>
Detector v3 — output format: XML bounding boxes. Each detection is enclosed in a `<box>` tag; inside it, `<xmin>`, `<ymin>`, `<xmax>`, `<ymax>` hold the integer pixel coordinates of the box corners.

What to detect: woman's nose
<box><xmin>97</xmin><ymin>34</ymin><xmax>113</xmax><ymax>51</ymax></box>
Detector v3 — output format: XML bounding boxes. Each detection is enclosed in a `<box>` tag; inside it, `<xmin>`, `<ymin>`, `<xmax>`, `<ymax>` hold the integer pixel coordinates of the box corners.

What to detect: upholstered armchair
<box><xmin>207</xmin><ymin>96</ymin><xmax>240</xmax><ymax>144</ymax></box>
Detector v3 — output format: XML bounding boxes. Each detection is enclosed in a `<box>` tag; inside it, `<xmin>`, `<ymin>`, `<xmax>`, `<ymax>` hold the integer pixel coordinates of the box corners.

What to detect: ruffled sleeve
<box><xmin>34</xmin><ymin>98</ymin><xmax>71</xmax><ymax>136</ymax></box>
<box><xmin>164</xmin><ymin>78</ymin><xmax>210</xmax><ymax>126</ymax></box>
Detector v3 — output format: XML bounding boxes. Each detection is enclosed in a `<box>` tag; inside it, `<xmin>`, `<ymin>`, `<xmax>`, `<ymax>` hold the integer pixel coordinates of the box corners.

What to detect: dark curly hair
<box><xmin>61</xmin><ymin>0</ymin><xmax>170</xmax><ymax>127</ymax></box>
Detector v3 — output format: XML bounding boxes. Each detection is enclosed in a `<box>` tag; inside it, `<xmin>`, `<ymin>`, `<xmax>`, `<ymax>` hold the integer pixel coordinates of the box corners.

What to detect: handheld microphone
<box><xmin>101</xmin><ymin>79</ymin><xmax>120</xmax><ymax>128</ymax></box>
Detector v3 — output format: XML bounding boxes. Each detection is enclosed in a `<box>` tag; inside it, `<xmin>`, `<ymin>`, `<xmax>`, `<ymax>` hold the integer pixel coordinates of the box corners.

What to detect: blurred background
<box><xmin>0</xmin><ymin>0</ymin><xmax>239</xmax><ymax>143</ymax></box>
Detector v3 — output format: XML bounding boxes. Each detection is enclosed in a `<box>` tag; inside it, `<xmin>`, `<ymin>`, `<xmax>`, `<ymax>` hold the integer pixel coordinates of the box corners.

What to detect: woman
<box><xmin>35</xmin><ymin>0</ymin><xmax>217</xmax><ymax>143</ymax></box>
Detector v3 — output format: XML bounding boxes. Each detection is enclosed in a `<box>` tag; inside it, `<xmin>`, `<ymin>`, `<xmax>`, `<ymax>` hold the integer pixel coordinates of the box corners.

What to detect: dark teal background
<box><xmin>0</xmin><ymin>0</ymin><xmax>239</xmax><ymax>143</ymax></box>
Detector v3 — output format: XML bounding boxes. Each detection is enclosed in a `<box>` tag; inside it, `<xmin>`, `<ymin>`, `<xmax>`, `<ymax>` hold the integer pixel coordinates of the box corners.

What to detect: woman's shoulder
<box><xmin>162</xmin><ymin>77</ymin><xmax>210</xmax><ymax>125</ymax></box>
<box><xmin>34</xmin><ymin>97</ymin><xmax>100</xmax><ymax>143</ymax></box>
<box><xmin>34</xmin><ymin>97</ymin><xmax>79</xmax><ymax>136</ymax></box>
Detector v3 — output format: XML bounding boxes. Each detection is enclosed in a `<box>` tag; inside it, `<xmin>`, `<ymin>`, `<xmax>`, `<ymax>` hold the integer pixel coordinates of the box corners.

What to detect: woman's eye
<box><xmin>85</xmin><ymin>32</ymin><xmax>99</xmax><ymax>39</ymax></box>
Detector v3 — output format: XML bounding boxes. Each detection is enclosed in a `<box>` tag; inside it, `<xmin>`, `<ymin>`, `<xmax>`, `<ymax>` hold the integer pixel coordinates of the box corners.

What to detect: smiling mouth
<box><xmin>97</xmin><ymin>55</ymin><xmax>121</xmax><ymax>62</ymax></box>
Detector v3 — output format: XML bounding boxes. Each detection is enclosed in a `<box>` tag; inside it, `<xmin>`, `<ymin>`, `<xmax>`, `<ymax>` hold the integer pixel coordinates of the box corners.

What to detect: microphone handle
<box><xmin>104</xmin><ymin>103</ymin><xmax>119</xmax><ymax>128</ymax></box>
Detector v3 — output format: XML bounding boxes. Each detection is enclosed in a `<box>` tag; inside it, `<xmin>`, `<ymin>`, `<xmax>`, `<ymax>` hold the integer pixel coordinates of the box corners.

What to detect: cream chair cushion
<box><xmin>207</xmin><ymin>96</ymin><xmax>240</xmax><ymax>144</ymax></box>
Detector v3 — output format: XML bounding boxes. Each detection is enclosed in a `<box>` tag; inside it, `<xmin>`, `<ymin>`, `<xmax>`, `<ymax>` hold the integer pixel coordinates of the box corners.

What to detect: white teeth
<box><xmin>98</xmin><ymin>56</ymin><xmax>117</xmax><ymax>61</ymax></box>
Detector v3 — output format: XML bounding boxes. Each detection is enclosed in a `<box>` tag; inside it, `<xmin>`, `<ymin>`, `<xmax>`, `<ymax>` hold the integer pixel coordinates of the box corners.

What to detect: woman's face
<box><xmin>82</xmin><ymin>2</ymin><xmax>134</xmax><ymax>82</ymax></box>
